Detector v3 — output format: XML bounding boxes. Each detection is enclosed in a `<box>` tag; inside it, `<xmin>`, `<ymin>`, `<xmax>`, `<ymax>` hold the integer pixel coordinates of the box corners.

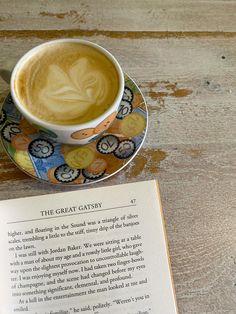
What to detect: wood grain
<box><xmin>1</xmin><ymin>30</ymin><xmax>236</xmax><ymax>40</ymax></box>
<box><xmin>0</xmin><ymin>0</ymin><xmax>236</xmax><ymax>32</ymax></box>
<box><xmin>0</xmin><ymin>2</ymin><xmax>236</xmax><ymax>313</ymax></box>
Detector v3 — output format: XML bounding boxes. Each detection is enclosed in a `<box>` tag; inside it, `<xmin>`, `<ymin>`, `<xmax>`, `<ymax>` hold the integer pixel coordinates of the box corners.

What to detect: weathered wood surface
<box><xmin>0</xmin><ymin>1</ymin><xmax>236</xmax><ymax>313</ymax></box>
<box><xmin>1</xmin><ymin>0</ymin><xmax>236</xmax><ymax>32</ymax></box>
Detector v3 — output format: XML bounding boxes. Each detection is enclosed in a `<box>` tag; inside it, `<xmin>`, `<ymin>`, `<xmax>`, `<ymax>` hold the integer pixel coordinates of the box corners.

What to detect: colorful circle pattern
<box><xmin>28</xmin><ymin>139</ymin><xmax>54</xmax><ymax>159</ymax></box>
<box><xmin>0</xmin><ymin>75</ymin><xmax>148</xmax><ymax>185</ymax></box>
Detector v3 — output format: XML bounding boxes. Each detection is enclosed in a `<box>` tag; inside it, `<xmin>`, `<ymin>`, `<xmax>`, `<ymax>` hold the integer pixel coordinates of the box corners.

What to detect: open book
<box><xmin>0</xmin><ymin>180</ymin><xmax>177</xmax><ymax>314</ymax></box>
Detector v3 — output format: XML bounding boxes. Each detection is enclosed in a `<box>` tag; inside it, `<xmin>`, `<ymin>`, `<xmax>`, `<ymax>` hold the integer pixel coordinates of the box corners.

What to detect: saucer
<box><xmin>0</xmin><ymin>74</ymin><xmax>148</xmax><ymax>186</ymax></box>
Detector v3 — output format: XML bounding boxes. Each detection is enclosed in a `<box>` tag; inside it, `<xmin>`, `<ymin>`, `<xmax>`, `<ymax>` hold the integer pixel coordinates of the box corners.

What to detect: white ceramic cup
<box><xmin>10</xmin><ymin>39</ymin><xmax>124</xmax><ymax>145</ymax></box>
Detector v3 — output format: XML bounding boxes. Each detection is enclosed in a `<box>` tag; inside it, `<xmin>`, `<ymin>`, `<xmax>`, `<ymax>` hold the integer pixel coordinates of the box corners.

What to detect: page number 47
<box><xmin>131</xmin><ymin>199</ymin><xmax>136</xmax><ymax>204</ymax></box>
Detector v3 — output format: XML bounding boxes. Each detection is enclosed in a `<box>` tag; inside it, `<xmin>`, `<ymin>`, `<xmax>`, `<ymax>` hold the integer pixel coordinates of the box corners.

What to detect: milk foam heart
<box><xmin>38</xmin><ymin>58</ymin><xmax>109</xmax><ymax>122</ymax></box>
<box><xmin>14</xmin><ymin>42</ymin><xmax>119</xmax><ymax>125</ymax></box>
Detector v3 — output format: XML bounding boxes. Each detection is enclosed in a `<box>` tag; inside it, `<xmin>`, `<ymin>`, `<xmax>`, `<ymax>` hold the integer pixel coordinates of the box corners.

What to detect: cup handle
<box><xmin>0</xmin><ymin>69</ymin><xmax>11</xmax><ymax>84</ymax></box>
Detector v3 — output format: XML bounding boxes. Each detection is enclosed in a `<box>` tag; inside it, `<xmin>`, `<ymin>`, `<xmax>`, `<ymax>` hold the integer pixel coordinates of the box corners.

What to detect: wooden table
<box><xmin>0</xmin><ymin>1</ymin><xmax>235</xmax><ymax>313</ymax></box>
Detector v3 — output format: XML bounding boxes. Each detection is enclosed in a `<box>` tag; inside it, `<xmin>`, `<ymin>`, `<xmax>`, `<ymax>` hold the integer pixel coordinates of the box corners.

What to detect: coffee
<box><xmin>14</xmin><ymin>42</ymin><xmax>119</xmax><ymax>125</ymax></box>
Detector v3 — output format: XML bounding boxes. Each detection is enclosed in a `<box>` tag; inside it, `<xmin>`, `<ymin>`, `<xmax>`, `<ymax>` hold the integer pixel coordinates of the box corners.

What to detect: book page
<box><xmin>0</xmin><ymin>180</ymin><xmax>177</xmax><ymax>314</ymax></box>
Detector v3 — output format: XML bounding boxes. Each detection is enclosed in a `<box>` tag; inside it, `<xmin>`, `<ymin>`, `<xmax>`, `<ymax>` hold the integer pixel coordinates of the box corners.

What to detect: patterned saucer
<box><xmin>0</xmin><ymin>75</ymin><xmax>148</xmax><ymax>186</ymax></box>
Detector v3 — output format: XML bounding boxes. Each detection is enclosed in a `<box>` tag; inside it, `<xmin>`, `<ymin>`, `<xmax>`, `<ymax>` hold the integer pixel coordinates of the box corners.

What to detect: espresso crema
<box><xmin>14</xmin><ymin>42</ymin><xmax>119</xmax><ymax>125</ymax></box>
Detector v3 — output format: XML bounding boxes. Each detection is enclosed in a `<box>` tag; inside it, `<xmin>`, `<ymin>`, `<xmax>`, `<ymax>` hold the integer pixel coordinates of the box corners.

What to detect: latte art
<box><xmin>15</xmin><ymin>42</ymin><xmax>119</xmax><ymax>125</ymax></box>
<box><xmin>38</xmin><ymin>58</ymin><xmax>110</xmax><ymax>122</ymax></box>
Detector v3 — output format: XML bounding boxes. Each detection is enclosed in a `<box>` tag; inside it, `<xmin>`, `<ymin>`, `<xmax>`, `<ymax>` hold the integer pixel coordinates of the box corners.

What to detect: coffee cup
<box><xmin>10</xmin><ymin>39</ymin><xmax>124</xmax><ymax>145</ymax></box>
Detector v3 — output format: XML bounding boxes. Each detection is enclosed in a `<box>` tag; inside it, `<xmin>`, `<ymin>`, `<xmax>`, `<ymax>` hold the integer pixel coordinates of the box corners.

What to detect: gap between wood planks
<box><xmin>0</xmin><ymin>30</ymin><xmax>236</xmax><ymax>39</ymax></box>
